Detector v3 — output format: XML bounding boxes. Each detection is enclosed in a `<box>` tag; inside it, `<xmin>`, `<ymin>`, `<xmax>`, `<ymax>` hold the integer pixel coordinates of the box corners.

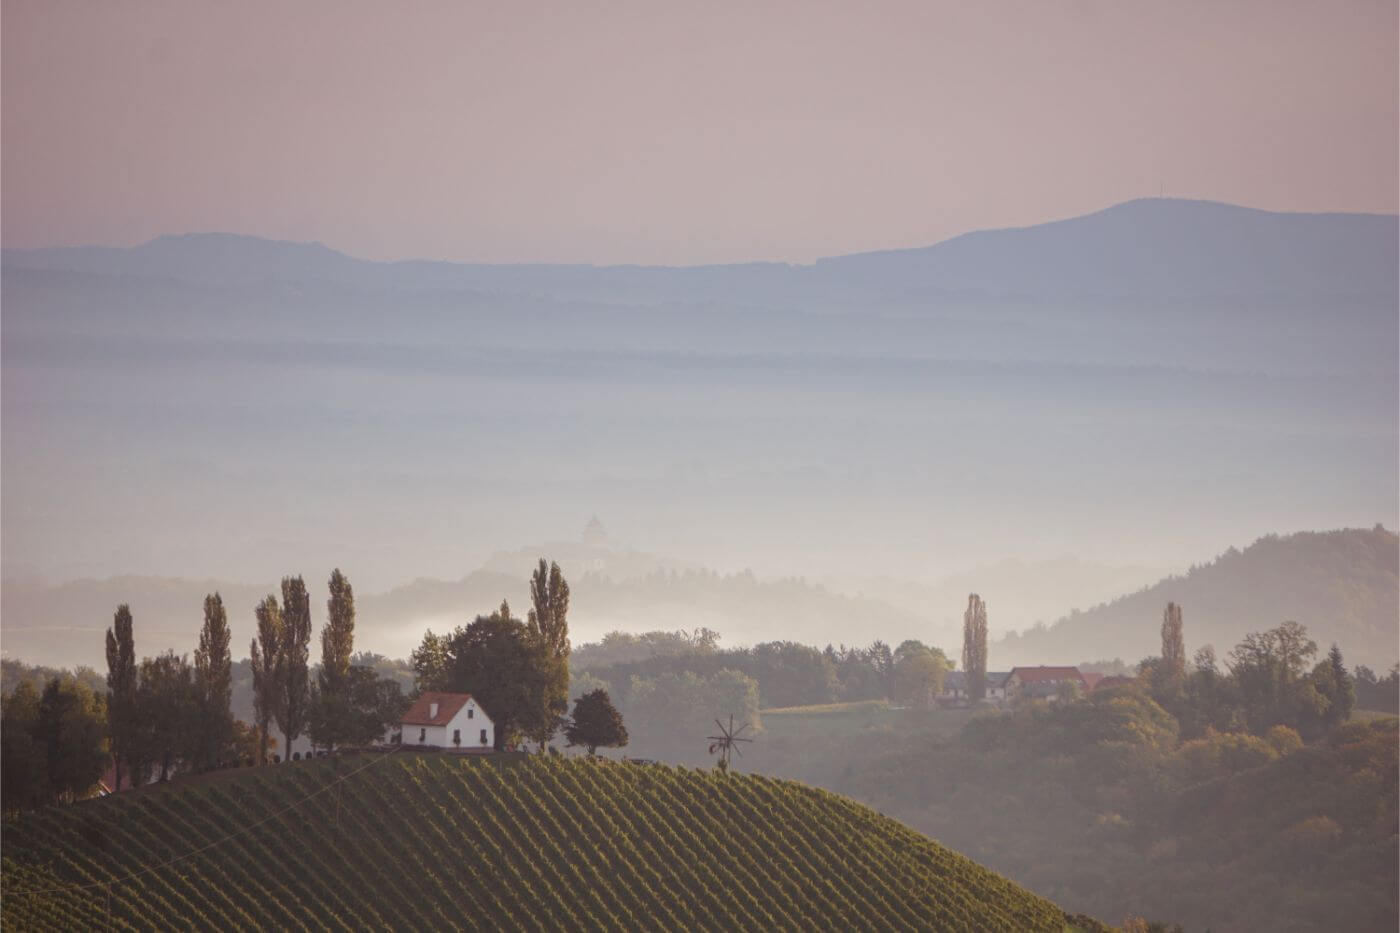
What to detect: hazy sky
<box><xmin>3</xmin><ymin>0</ymin><xmax>1397</xmax><ymax>265</ymax></box>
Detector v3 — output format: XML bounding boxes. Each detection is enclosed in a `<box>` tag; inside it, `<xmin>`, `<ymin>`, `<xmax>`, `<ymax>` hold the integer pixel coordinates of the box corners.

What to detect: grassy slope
<box><xmin>1</xmin><ymin>754</ymin><xmax>1093</xmax><ymax>932</ymax></box>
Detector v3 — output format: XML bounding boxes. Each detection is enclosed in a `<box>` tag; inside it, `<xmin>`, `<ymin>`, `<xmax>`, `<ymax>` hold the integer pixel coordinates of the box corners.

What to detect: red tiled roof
<box><xmin>401</xmin><ymin>692</ymin><xmax>474</xmax><ymax>726</ymax></box>
<box><xmin>1081</xmin><ymin>672</ymin><xmax>1104</xmax><ymax>690</ymax></box>
<box><xmin>1009</xmin><ymin>666</ymin><xmax>1086</xmax><ymax>685</ymax></box>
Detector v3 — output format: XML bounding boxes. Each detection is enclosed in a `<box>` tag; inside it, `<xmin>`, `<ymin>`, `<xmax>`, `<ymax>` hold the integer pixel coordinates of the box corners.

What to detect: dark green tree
<box><xmin>448</xmin><ymin>601</ymin><xmax>542</xmax><ymax>750</ymax></box>
<box><xmin>275</xmin><ymin>575</ymin><xmax>313</xmax><ymax>760</ymax></box>
<box><xmin>564</xmin><ymin>689</ymin><xmax>628</xmax><ymax>755</ymax></box>
<box><xmin>1323</xmin><ymin>643</ymin><xmax>1355</xmax><ymax>726</ymax></box>
<box><xmin>140</xmin><ymin>650</ymin><xmax>193</xmax><ymax>781</ymax></box>
<box><xmin>1</xmin><ymin>681</ymin><xmax>48</xmax><ymax>812</ymax></box>
<box><xmin>37</xmin><ymin>676</ymin><xmax>110</xmax><ymax>802</ymax></box>
<box><xmin>309</xmin><ymin>666</ymin><xmax>410</xmax><ymax>749</ymax></box>
<box><xmin>250</xmin><ymin>594</ymin><xmax>282</xmax><ymax>764</ymax></box>
<box><xmin>191</xmin><ymin>593</ymin><xmax>234</xmax><ymax>771</ymax></box>
<box><xmin>104</xmin><ymin>604</ymin><xmax>138</xmax><ymax>791</ymax></box>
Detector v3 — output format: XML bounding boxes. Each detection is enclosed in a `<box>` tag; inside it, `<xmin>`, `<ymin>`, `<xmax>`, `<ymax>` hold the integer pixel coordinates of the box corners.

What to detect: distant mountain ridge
<box><xmin>6</xmin><ymin>198</ymin><xmax>1396</xmax><ymax>303</ymax></box>
<box><xmin>999</xmin><ymin>526</ymin><xmax>1399</xmax><ymax>667</ymax></box>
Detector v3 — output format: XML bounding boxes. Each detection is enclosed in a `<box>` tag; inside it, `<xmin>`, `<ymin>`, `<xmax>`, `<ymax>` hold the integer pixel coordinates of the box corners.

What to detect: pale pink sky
<box><xmin>3</xmin><ymin>0</ymin><xmax>1397</xmax><ymax>265</ymax></box>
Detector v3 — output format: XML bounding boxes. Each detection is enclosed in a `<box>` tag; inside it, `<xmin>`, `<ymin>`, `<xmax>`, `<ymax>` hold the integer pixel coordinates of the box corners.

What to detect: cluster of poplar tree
<box><xmin>103</xmin><ymin>595</ymin><xmax>239</xmax><ymax>790</ymax></box>
<box><xmin>247</xmin><ymin>570</ymin><xmax>409</xmax><ymax>764</ymax></box>
<box><xmin>411</xmin><ymin>559</ymin><xmax>627</xmax><ymax>754</ymax></box>
<box><xmin>99</xmin><ymin>569</ymin><xmax>407</xmax><ymax>791</ymax></box>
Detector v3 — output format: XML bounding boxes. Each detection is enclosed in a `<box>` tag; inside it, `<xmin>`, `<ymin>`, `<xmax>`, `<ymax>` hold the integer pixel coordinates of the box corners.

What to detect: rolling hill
<box><xmin>0</xmin><ymin>754</ymin><xmax>1099</xmax><ymax>931</ymax></box>
<box><xmin>998</xmin><ymin>526</ymin><xmax>1399</xmax><ymax>667</ymax></box>
<box><xmin>5</xmin><ymin>199</ymin><xmax>1395</xmax><ymax>306</ymax></box>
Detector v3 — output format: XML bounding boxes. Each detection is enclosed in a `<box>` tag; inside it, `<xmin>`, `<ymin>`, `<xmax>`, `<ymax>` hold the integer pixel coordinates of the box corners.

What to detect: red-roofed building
<box><xmin>1005</xmin><ymin>666</ymin><xmax>1088</xmax><ymax>702</ymax></box>
<box><xmin>1081</xmin><ymin>672</ymin><xmax>1104</xmax><ymax>691</ymax></box>
<box><xmin>396</xmin><ymin>692</ymin><xmax>495</xmax><ymax>750</ymax></box>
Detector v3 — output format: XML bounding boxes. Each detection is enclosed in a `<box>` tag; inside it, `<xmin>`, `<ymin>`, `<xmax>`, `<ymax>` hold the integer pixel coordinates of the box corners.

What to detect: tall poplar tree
<box><xmin>1161</xmin><ymin>602</ymin><xmax>1187</xmax><ymax>683</ymax></box>
<box><xmin>321</xmin><ymin>569</ymin><xmax>355</xmax><ymax>694</ymax></box>
<box><xmin>526</xmin><ymin>559</ymin><xmax>572</xmax><ymax>748</ymax></box>
<box><xmin>961</xmin><ymin>594</ymin><xmax>988</xmax><ymax>701</ymax></box>
<box><xmin>104</xmin><ymin>604</ymin><xmax>138</xmax><ymax>791</ymax></box>
<box><xmin>310</xmin><ymin>569</ymin><xmax>357</xmax><ymax>750</ymax></box>
<box><xmin>276</xmin><ymin>575</ymin><xmax>313</xmax><ymax>759</ymax></box>
<box><xmin>250</xmin><ymin>595</ymin><xmax>282</xmax><ymax>764</ymax></box>
<box><xmin>192</xmin><ymin>592</ymin><xmax>234</xmax><ymax>771</ymax></box>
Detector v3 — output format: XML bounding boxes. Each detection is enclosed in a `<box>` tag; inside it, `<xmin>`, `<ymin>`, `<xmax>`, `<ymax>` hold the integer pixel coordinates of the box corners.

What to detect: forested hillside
<box><xmin>838</xmin><ymin>699</ymin><xmax>1398</xmax><ymax>932</ymax></box>
<box><xmin>0</xmin><ymin>754</ymin><xmax>1099</xmax><ymax>932</ymax></box>
<box><xmin>1000</xmin><ymin>527</ymin><xmax>1399</xmax><ymax>666</ymax></box>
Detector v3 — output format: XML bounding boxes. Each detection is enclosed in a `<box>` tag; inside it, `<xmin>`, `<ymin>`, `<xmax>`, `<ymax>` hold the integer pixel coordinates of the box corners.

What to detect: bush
<box><xmin>1264</xmin><ymin>724</ymin><xmax>1303</xmax><ymax>756</ymax></box>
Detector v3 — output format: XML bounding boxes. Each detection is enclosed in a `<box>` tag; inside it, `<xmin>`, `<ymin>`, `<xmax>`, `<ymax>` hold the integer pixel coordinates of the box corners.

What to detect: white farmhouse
<box><xmin>398</xmin><ymin>691</ymin><xmax>495</xmax><ymax>751</ymax></box>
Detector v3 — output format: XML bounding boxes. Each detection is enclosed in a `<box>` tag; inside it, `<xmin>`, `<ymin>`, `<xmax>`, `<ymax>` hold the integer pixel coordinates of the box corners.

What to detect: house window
<box><xmin>467</xmin><ymin>708</ymin><xmax>474</xmax><ymax>719</ymax></box>
<box><xmin>479</xmin><ymin>729</ymin><xmax>487</xmax><ymax>745</ymax></box>
<box><xmin>453</xmin><ymin>729</ymin><xmax>461</xmax><ymax>746</ymax></box>
<box><xmin>419</xmin><ymin>727</ymin><xmax>426</xmax><ymax>743</ymax></box>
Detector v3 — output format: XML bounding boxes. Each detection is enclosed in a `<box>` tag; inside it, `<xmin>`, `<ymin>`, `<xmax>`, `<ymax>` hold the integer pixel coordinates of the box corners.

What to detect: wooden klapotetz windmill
<box><xmin>706</xmin><ymin>715</ymin><xmax>753</xmax><ymax>771</ymax></box>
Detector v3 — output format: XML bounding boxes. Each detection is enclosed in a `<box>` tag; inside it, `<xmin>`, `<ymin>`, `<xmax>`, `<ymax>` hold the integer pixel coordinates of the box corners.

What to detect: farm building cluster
<box><xmin>937</xmin><ymin>666</ymin><xmax>1127</xmax><ymax>707</ymax></box>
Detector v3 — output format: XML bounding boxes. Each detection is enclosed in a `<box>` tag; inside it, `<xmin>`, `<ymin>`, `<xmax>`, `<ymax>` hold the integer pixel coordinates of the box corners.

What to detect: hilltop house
<box><xmin>940</xmin><ymin>671</ymin><xmax>1011</xmax><ymax>704</ymax></box>
<box><xmin>396</xmin><ymin>692</ymin><xmax>495</xmax><ymax>750</ymax></box>
<box><xmin>1004</xmin><ymin>666</ymin><xmax>1088</xmax><ymax>702</ymax></box>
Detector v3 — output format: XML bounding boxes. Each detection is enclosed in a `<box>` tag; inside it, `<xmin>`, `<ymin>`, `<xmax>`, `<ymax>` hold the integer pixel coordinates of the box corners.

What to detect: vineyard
<box><xmin>1</xmin><ymin>754</ymin><xmax>1095</xmax><ymax>931</ymax></box>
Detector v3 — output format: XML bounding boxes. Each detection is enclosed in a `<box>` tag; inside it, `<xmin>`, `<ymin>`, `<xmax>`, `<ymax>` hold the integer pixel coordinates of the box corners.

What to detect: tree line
<box><xmin>1137</xmin><ymin>605</ymin><xmax>1357</xmax><ymax>741</ymax></box>
<box><xmin>1</xmin><ymin>568</ymin><xmax>409</xmax><ymax>812</ymax></box>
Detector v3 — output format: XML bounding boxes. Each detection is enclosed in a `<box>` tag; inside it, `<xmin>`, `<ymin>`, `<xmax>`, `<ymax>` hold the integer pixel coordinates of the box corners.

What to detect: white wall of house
<box><xmin>403</xmin><ymin>698</ymin><xmax>495</xmax><ymax>749</ymax></box>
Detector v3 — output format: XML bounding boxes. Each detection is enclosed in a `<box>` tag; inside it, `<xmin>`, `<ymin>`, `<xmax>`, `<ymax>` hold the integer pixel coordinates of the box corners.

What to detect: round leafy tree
<box><xmin>564</xmin><ymin>689</ymin><xmax>628</xmax><ymax>756</ymax></box>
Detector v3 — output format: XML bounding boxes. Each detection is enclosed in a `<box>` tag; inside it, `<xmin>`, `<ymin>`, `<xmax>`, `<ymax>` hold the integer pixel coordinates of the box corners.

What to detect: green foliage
<box><xmin>1353</xmin><ymin>663</ymin><xmax>1399</xmax><ymax>712</ymax></box>
<box><xmin>409</xmin><ymin>629</ymin><xmax>452</xmax><ymax>693</ymax></box>
<box><xmin>249</xmin><ymin>594</ymin><xmax>282</xmax><ymax>766</ymax></box>
<box><xmin>564</xmin><ymin>688</ymin><xmax>628</xmax><ymax>755</ymax></box>
<box><xmin>579</xmin><ymin>638</ymin><xmax>847</xmax><ymax>710</ymax></box>
<box><xmin>1</xmin><ymin>681</ymin><xmax>49</xmax><ymax>812</ymax></box>
<box><xmin>0</xmin><ymin>756</ymin><xmax>1079</xmax><ymax>931</ymax></box>
<box><xmin>308</xmin><ymin>666</ymin><xmax>410</xmax><ymax>749</ymax></box>
<box><xmin>138</xmin><ymin>650</ymin><xmax>193</xmax><ymax>781</ymax></box>
<box><xmin>1160</xmin><ymin>602</ymin><xmax>1185</xmax><ymax>684</ymax></box>
<box><xmin>524</xmin><ymin>559</ymin><xmax>572</xmax><ymax>748</ymax></box>
<box><xmin>1172</xmin><ymin>729</ymin><xmax>1277</xmax><ymax>784</ymax></box>
<box><xmin>275</xmin><ymin>575</ymin><xmax>313</xmax><ymax>758</ymax></box>
<box><xmin>625</xmin><ymin>669</ymin><xmax>762</xmax><ymax>762</ymax></box>
<box><xmin>38</xmin><ymin>678</ymin><xmax>110</xmax><ymax>803</ymax></box>
<box><xmin>320</xmin><ymin>569</ymin><xmax>356</xmax><ymax>693</ymax></box>
<box><xmin>3</xmin><ymin>676</ymin><xmax>109</xmax><ymax>811</ymax></box>
<box><xmin>962</xmin><ymin>594</ymin><xmax>988</xmax><ymax>700</ymax></box>
<box><xmin>191</xmin><ymin>592</ymin><xmax>234</xmax><ymax>772</ymax></box>
<box><xmin>570</xmin><ymin>628</ymin><xmax>721</xmax><ymax>669</ymax></box>
<box><xmin>892</xmin><ymin>642</ymin><xmax>949</xmax><ymax>708</ymax></box>
<box><xmin>444</xmin><ymin>601</ymin><xmax>549</xmax><ymax>749</ymax></box>
<box><xmin>308</xmin><ymin>570</ymin><xmax>377</xmax><ymax>751</ymax></box>
<box><xmin>840</xmin><ymin>669</ymin><xmax>1398</xmax><ymax>932</ymax></box>
<box><xmin>1264</xmin><ymin>723</ymin><xmax>1303</xmax><ymax>756</ymax></box>
<box><xmin>104</xmin><ymin>604</ymin><xmax>138</xmax><ymax>792</ymax></box>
